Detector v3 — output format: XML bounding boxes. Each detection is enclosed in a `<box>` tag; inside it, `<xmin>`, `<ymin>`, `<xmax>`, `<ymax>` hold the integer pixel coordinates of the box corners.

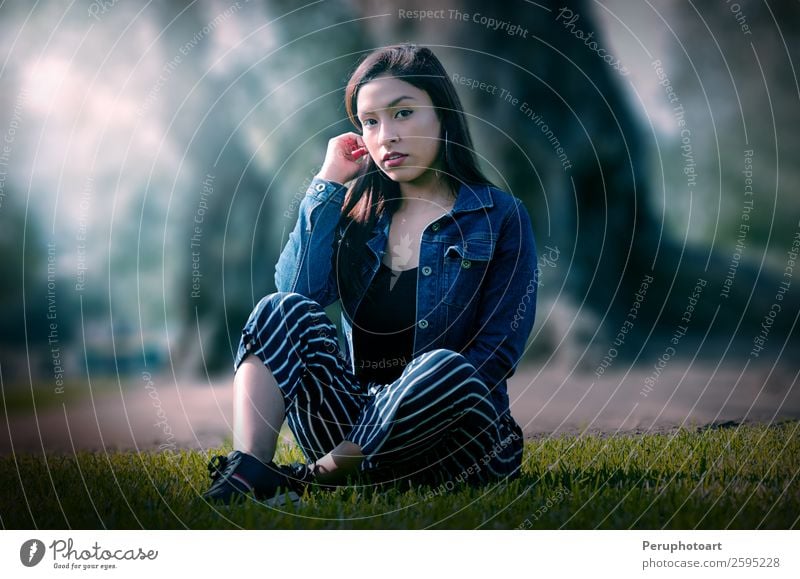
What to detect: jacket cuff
<box><xmin>307</xmin><ymin>176</ymin><xmax>347</xmax><ymax>203</ymax></box>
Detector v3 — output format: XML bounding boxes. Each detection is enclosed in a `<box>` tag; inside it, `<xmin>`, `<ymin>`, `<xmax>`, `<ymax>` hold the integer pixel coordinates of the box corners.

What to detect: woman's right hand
<box><xmin>316</xmin><ymin>132</ymin><xmax>368</xmax><ymax>185</ymax></box>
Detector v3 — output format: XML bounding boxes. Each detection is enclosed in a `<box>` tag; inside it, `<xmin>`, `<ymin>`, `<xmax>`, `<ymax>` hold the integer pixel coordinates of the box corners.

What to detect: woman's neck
<box><xmin>396</xmin><ymin>171</ymin><xmax>455</xmax><ymax>213</ymax></box>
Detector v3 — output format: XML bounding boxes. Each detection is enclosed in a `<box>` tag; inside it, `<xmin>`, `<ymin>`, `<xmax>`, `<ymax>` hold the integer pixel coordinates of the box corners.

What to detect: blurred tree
<box><xmin>0</xmin><ymin>188</ymin><xmax>54</xmax><ymax>382</ymax></box>
<box><xmin>661</xmin><ymin>0</ymin><xmax>800</xmax><ymax>342</ymax></box>
<box><xmin>159</xmin><ymin>0</ymin><xmax>367</xmax><ymax>372</ymax></box>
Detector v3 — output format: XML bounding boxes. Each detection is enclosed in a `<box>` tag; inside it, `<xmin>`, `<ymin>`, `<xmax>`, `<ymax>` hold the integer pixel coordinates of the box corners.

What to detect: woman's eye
<box><xmin>362</xmin><ymin>118</ymin><xmax>376</xmax><ymax>127</ymax></box>
<box><xmin>396</xmin><ymin>109</ymin><xmax>412</xmax><ymax>118</ymax></box>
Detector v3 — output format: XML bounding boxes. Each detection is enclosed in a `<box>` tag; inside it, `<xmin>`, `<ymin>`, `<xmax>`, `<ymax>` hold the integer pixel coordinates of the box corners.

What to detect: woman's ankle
<box><xmin>313</xmin><ymin>441</ymin><xmax>364</xmax><ymax>485</ymax></box>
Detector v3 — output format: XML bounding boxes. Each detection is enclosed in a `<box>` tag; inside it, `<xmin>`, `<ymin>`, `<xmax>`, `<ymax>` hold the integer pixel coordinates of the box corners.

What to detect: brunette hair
<box><xmin>335</xmin><ymin>43</ymin><xmax>495</xmax><ymax>307</ymax></box>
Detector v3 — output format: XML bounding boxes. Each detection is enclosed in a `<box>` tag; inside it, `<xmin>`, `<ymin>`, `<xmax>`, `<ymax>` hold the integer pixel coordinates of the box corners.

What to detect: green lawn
<box><xmin>2</xmin><ymin>421</ymin><xmax>798</xmax><ymax>529</ymax></box>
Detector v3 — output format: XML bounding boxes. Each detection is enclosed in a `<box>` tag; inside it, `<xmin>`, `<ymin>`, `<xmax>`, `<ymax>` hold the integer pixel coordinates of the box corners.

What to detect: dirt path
<box><xmin>2</xmin><ymin>359</ymin><xmax>798</xmax><ymax>454</ymax></box>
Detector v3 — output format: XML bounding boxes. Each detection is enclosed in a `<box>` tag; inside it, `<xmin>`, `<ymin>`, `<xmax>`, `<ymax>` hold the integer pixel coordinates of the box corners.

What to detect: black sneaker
<box><xmin>202</xmin><ymin>450</ymin><xmax>315</xmax><ymax>506</ymax></box>
<box><xmin>274</xmin><ymin>461</ymin><xmax>317</xmax><ymax>500</ymax></box>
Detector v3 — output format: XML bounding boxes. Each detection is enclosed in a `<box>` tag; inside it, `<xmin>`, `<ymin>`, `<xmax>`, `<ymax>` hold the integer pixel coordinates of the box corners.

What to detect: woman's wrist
<box><xmin>316</xmin><ymin>167</ymin><xmax>347</xmax><ymax>186</ymax></box>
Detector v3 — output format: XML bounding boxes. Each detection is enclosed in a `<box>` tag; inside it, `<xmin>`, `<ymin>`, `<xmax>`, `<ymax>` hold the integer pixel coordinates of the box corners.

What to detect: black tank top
<box><xmin>352</xmin><ymin>262</ymin><xmax>417</xmax><ymax>385</ymax></box>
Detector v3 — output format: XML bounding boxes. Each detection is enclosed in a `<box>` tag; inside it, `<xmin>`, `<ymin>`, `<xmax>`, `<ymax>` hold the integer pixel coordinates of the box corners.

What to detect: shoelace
<box><xmin>273</xmin><ymin>461</ymin><xmax>313</xmax><ymax>494</ymax></box>
<box><xmin>293</xmin><ymin>461</ymin><xmax>328</xmax><ymax>492</ymax></box>
<box><xmin>207</xmin><ymin>454</ymin><xmax>232</xmax><ymax>483</ymax></box>
<box><xmin>208</xmin><ymin>454</ymin><xmax>316</xmax><ymax>495</ymax></box>
<box><xmin>295</xmin><ymin>462</ymin><xmax>316</xmax><ymax>486</ymax></box>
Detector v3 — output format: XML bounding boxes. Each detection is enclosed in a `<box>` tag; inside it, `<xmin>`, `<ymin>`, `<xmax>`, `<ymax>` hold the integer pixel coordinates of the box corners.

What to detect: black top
<box><xmin>352</xmin><ymin>262</ymin><xmax>417</xmax><ymax>385</ymax></box>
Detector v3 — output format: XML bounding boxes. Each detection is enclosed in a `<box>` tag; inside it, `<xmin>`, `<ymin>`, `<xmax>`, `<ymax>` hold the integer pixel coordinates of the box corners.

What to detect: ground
<box><xmin>2</xmin><ymin>359</ymin><xmax>797</xmax><ymax>453</ymax></box>
<box><xmin>2</xmin><ymin>359</ymin><xmax>798</xmax><ymax>529</ymax></box>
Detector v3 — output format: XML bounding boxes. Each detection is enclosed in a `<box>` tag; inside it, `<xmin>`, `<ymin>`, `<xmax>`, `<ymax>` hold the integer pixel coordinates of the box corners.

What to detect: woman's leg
<box><xmin>346</xmin><ymin>348</ymin><xmax>521</xmax><ymax>487</ymax></box>
<box><xmin>312</xmin><ymin>440</ymin><xmax>364</xmax><ymax>485</ymax></box>
<box><xmin>204</xmin><ymin>291</ymin><xmax>371</xmax><ymax>503</ymax></box>
<box><xmin>233</xmin><ymin>354</ymin><xmax>362</xmax><ymax>485</ymax></box>
<box><xmin>232</xmin><ymin>355</ymin><xmax>285</xmax><ymax>463</ymax></box>
<box><xmin>233</xmin><ymin>292</ymin><xmax>365</xmax><ymax>471</ymax></box>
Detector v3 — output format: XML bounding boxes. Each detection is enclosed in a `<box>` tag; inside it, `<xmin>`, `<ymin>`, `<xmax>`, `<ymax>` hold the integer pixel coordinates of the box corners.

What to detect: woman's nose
<box><xmin>380</xmin><ymin>125</ymin><xmax>399</xmax><ymax>144</ymax></box>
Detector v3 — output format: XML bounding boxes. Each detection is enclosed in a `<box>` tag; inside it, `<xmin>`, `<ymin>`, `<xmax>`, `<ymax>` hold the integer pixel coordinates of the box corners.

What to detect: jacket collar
<box><xmin>375</xmin><ymin>181</ymin><xmax>493</xmax><ymax>230</ymax></box>
<box><xmin>365</xmin><ymin>182</ymin><xmax>494</xmax><ymax>258</ymax></box>
<box><xmin>451</xmin><ymin>181</ymin><xmax>495</xmax><ymax>213</ymax></box>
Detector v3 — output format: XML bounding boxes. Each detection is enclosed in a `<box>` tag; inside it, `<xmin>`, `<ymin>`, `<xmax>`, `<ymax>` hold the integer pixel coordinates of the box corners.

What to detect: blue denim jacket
<box><xmin>275</xmin><ymin>176</ymin><xmax>538</xmax><ymax>419</ymax></box>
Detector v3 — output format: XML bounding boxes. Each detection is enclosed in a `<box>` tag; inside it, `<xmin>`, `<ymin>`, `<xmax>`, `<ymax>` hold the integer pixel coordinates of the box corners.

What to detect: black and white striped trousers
<box><xmin>234</xmin><ymin>292</ymin><xmax>523</xmax><ymax>488</ymax></box>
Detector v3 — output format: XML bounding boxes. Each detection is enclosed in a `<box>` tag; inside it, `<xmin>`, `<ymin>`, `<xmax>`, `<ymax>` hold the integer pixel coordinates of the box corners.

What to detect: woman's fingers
<box><xmin>342</xmin><ymin>133</ymin><xmax>367</xmax><ymax>161</ymax></box>
<box><xmin>349</xmin><ymin>134</ymin><xmax>365</xmax><ymax>151</ymax></box>
<box><xmin>319</xmin><ymin>132</ymin><xmax>368</xmax><ymax>183</ymax></box>
<box><xmin>345</xmin><ymin>132</ymin><xmax>365</xmax><ymax>150</ymax></box>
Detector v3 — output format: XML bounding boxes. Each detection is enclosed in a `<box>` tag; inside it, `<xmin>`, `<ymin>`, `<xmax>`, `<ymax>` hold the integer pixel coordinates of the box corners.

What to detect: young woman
<box><xmin>202</xmin><ymin>43</ymin><xmax>539</xmax><ymax>506</ymax></box>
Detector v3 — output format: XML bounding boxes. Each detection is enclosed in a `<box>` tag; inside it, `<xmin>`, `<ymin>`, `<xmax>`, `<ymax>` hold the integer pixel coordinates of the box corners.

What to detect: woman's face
<box><xmin>356</xmin><ymin>74</ymin><xmax>443</xmax><ymax>183</ymax></box>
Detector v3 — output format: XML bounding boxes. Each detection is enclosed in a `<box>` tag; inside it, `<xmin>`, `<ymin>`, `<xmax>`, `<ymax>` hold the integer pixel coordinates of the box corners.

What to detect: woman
<box><xmin>202</xmin><ymin>43</ymin><xmax>539</xmax><ymax>506</ymax></box>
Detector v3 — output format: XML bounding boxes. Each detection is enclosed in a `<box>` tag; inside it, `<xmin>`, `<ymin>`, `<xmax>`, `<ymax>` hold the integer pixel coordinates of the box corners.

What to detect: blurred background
<box><xmin>1</xmin><ymin>0</ymin><xmax>798</xmax><ymax>452</ymax></box>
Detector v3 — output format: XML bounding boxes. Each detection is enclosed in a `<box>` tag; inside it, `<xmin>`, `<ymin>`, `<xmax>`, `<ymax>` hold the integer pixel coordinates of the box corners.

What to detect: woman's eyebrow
<box><xmin>359</xmin><ymin>95</ymin><xmax>416</xmax><ymax>115</ymax></box>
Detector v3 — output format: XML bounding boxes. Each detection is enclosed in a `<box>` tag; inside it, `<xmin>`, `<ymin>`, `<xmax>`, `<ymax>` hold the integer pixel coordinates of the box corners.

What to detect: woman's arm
<box><xmin>274</xmin><ymin>132</ymin><xmax>367</xmax><ymax>308</ymax></box>
<box><xmin>274</xmin><ymin>176</ymin><xmax>346</xmax><ymax>308</ymax></box>
<box><xmin>460</xmin><ymin>198</ymin><xmax>539</xmax><ymax>403</ymax></box>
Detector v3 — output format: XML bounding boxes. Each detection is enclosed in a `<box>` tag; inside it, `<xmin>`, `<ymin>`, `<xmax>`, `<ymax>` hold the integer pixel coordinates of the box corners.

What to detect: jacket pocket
<box><xmin>442</xmin><ymin>238</ymin><xmax>495</xmax><ymax>308</ymax></box>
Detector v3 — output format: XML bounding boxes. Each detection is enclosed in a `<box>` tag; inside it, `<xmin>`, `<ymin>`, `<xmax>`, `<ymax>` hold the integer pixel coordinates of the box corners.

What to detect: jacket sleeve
<box><xmin>460</xmin><ymin>197</ymin><xmax>538</xmax><ymax>395</ymax></box>
<box><xmin>274</xmin><ymin>176</ymin><xmax>346</xmax><ymax>308</ymax></box>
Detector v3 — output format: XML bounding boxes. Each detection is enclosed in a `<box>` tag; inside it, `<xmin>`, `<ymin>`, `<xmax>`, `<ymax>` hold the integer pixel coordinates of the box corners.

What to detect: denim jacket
<box><xmin>275</xmin><ymin>176</ymin><xmax>538</xmax><ymax>419</ymax></box>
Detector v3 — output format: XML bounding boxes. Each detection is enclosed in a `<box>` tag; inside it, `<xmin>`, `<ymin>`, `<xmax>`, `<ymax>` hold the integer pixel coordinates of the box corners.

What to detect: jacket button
<box><xmin>315</xmin><ymin>182</ymin><xmax>326</xmax><ymax>192</ymax></box>
<box><xmin>431</xmin><ymin>222</ymin><xmax>440</xmax><ymax>231</ymax></box>
<box><xmin>418</xmin><ymin>319</ymin><xmax>428</xmax><ymax>329</ymax></box>
<box><xmin>421</xmin><ymin>266</ymin><xmax>432</xmax><ymax>276</ymax></box>
<box><xmin>461</xmin><ymin>259</ymin><xmax>471</xmax><ymax>269</ymax></box>
<box><xmin>245</xmin><ymin>342</ymin><xmax>252</xmax><ymax>351</ymax></box>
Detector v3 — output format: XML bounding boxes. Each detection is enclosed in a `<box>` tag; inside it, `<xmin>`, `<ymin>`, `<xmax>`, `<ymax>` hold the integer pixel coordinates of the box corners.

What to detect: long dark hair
<box><xmin>336</xmin><ymin>43</ymin><xmax>496</xmax><ymax>308</ymax></box>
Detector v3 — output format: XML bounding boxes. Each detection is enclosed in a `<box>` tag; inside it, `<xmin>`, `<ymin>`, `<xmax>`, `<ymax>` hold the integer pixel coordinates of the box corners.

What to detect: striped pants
<box><xmin>234</xmin><ymin>292</ymin><xmax>523</xmax><ymax>488</ymax></box>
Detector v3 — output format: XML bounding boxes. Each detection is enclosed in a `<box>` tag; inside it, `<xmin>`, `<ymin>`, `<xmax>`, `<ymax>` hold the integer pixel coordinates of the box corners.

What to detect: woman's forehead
<box><xmin>357</xmin><ymin>77</ymin><xmax>429</xmax><ymax>113</ymax></box>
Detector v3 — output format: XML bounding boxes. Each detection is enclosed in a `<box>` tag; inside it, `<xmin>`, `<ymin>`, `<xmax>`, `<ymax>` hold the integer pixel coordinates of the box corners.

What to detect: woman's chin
<box><xmin>381</xmin><ymin>168</ymin><xmax>410</xmax><ymax>182</ymax></box>
<box><xmin>382</xmin><ymin>167</ymin><xmax>432</xmax><ymax>184</ymax></box>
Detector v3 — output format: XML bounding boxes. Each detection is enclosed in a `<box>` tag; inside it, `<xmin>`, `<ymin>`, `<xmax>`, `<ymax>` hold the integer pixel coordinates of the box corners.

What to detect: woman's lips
<box><xmin>384</xmin><ymin>154</ymin><xmax>408</xmax><ymax>168</ymax></box>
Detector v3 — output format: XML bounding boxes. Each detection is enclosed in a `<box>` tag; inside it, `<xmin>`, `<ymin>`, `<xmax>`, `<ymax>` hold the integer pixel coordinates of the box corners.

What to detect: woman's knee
<box><xmin>250</xmin><ymin>291</ymin><xmax>319</xmax><ymax>319</ymax></box>
<box><xmin>244</xmin><ymin>292</ymin><xmax>326</xmax><ymax>336</ymax></box>
<box><xmin>401</xmin><ymin>348</ymin><xmax>486</xmax><ymax>396</ymax></box>
<box><xmin>235</xmin><ymin>292</ymin><xmax>325</xmax><ymax>373</ymax></box>
<box><xmin>411</xmin><ymin>348</ymin><xmax>475</xmax><ymax>373</ymax></box>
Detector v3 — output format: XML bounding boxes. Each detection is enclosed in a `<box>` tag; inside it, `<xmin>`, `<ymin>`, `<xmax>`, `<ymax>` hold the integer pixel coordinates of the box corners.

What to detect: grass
<box><xmin>1</xmin><ymin>421</ymin><xmax>798</xmax><ymax>529</ymax></box>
